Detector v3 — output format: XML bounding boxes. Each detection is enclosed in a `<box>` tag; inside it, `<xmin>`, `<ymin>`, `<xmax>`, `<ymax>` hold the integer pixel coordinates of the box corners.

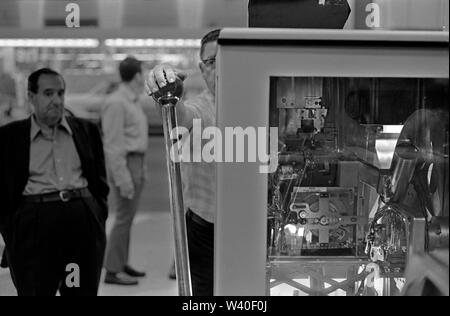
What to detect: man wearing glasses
<box><xmin>146</xmin><ymin>29</ymin><xmax>220</xmax><ymax>296</ymax></box>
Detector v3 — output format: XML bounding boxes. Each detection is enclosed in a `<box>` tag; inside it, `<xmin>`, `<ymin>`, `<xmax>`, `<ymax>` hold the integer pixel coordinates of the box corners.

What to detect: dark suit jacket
<box><xmin>0</xmin><ymin>116</ymin><xmax>109</xmax><ymax>240</ymax></box>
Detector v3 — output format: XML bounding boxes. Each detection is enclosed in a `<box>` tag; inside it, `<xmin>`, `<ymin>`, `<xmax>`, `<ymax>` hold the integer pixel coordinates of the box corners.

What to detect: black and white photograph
<box><xmin>0</xmin><ymin>0</ymin><xmax>448</xmax><ymax>300</ymax></box>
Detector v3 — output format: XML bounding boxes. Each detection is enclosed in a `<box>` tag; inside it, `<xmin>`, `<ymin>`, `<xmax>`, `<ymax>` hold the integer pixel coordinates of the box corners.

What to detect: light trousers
<box><xmin>104</xmin><ymin>153</ymin><xmax>145</xmax><ymax>273</ymax></box>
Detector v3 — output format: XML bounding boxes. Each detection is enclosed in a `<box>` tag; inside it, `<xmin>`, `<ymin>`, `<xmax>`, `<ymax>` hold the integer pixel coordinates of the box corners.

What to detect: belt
<box><xmin>23</xmin><ymin>188</ymin><xmax>91</xmax><ymax>203</ymax></box>
<box><xmin>127</xmin><ymin>152</ymin><xmax>145</xmax><ymax>157</ymax></box>
<box><xmin>187</xmin><ymin>209</ymin><xmax>213</xmax><ymax>228</ymax></box>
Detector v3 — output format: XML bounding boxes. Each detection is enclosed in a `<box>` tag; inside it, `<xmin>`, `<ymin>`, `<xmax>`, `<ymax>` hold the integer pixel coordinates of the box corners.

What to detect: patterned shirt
<box><xmin>181</xmin><ymin>90</ymin><xmax>216</xmax><ymax>223</ymax></box>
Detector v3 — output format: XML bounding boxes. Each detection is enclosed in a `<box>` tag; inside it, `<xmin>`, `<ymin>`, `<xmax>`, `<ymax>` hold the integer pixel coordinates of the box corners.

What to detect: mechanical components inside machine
<box><xmin>298</xmin><ymin>96</ymin><xmax>328</xmax><ymax>134</ymax></box>
<box><xmin>267</xmin><ymin>75</ymin><xmax>448</xmax><ymax>296</ymax></box>
<box><xmin>276</xmin><ymin>187</ymin><xmax>365</xmax><ymax>256</ymax></box>
<box><xmin>278</xmin><ymin>164</ymin><xmax>297</xmax><ymax>181</ymax></box>
<box><xmin>388</xmin><ymin>141</ymin><xmax>420</xmax><ymax>204</ymax></box>
<box><xmin>367</xmin><ymin>203</ymin><xmax>410</xmax><ymax>270</ymax></box>
<box><xmin>283</xmin><ymin>210</ymin><xmax>305</xmax><ymax>254</ymax></box>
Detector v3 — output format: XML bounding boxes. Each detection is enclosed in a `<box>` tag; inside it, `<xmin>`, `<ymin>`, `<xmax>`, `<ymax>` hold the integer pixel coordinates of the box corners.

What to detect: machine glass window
<box><xmin>267</xmin><ymin>76</ymin><xmax>449</xmax><ymax>296</ymax></box>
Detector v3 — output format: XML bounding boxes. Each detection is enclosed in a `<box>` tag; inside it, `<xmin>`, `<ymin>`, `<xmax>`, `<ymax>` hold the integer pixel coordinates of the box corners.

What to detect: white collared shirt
<box><xmin>101</xmin><ymin>84</ymin><xmax>148</xmax><ymax>188</ymax></box>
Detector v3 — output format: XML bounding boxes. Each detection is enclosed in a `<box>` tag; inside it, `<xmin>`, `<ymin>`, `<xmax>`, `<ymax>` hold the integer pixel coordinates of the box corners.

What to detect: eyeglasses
<box><xmin>201</xmin><ymin>57</ymin><xmax>216</xmax><ymax>67</ymax></box>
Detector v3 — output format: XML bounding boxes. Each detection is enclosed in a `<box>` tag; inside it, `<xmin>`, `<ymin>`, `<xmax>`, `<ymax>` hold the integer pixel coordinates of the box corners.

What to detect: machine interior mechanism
<box><xmin>267</xmin><ymin>76</ymin><xmax>449</xmax><ymax>296</ymax></box>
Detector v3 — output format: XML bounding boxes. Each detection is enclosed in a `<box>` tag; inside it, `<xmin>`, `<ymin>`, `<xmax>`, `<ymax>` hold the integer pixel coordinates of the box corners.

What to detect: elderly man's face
<box><xmin>29</xmin><ymin>74</ymin><xmax>65</xmax><ymax>128</ymax></box>
<box><xmin>199</xmin><ymin>40</ymin><xmax>218</xmax><ymax>97</ymax></box>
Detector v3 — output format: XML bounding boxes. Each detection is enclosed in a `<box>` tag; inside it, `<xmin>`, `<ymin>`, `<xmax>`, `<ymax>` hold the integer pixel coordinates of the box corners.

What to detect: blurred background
<box><xmin>0</xmin><ymin>0</ymin><xmax>250</xmax><ymax>131</ymax></box>
<box><xmin>0</xmin><ymin>0</ymin><xmax>448</xmax><ymax>129</ymax></box>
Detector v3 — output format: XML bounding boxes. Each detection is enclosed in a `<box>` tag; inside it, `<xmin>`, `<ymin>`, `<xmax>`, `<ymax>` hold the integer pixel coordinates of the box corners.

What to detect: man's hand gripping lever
<box><xmin>146</xmin><ymin>64</ymin><xmax>186</xmax><ymax>105</ymax></box>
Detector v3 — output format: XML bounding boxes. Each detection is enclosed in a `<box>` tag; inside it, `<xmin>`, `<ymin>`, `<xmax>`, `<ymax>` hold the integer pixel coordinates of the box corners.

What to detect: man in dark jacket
<box><xmin>0</xmin><ymin>68</ymin><xmax>109</xmax><ymax>296</ymax></box>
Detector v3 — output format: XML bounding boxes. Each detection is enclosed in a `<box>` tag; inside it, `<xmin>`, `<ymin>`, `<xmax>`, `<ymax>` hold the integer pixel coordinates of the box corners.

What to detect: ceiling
<box><xmin>0</xmin><ymin>0</ymin><xmax>248</xmax><ymax>30</ymax></box>
<box><xmin>1</xmin><ymin>0</ymin><xmax>448</xmax><ymax>39</ymax></box>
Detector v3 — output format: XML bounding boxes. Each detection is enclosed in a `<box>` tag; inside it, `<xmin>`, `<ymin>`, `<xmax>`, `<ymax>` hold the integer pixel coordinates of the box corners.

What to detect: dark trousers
<box><xmin>4</xmin><ymin>197</ymin><xmax>106</xmax><ymax>296</ymax></box>
<box><xmin>186</xmin><ymin>209</ymin><xmax>214</xmax><ymax>296</ymax></box>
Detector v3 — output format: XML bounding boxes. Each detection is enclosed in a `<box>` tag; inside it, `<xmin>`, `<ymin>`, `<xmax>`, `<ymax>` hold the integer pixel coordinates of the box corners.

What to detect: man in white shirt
<box><xmin>146</xmin><ymin>29</ymin><xmax>220</xmax><ymax>295</ymax></box>
<box><xmin>102</xmin><ymin>56</ymin><xmax>148</xmax><ymax>285</ymax></box>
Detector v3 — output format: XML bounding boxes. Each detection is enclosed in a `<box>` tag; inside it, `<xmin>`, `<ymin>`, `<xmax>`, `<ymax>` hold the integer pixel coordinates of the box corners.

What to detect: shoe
<box><xmin>124</xmin><ymin>265</ymin><xmax>146</xmax><ymax>278</ymax></box>
<box><xmin>104</xmin><ymin>272</ymin><xmax>139</xmax><ymax>286</ymax></box>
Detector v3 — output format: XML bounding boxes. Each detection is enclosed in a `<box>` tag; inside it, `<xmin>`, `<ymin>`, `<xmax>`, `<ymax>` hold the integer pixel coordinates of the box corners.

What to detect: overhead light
<box><xmin>0</xmin><ymin>39</ymin><xmax>99</xmax><ymax>47</ymax></box>
<box><xmin>381</xmin><ymin>125</ymin><xmax>404</xmax><ymax>134</ymax></box>
<box><xmin>104</xmin><ymin>38</ymin><xmax>201</xmax><ymax>48</ymax></box>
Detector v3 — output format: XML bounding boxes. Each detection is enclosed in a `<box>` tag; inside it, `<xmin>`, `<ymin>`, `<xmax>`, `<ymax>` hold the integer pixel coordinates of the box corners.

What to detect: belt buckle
<box><xmin>59</xmin><ymin>190</ymin><xmax>71</xmax><ymax>202</ymax></box>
